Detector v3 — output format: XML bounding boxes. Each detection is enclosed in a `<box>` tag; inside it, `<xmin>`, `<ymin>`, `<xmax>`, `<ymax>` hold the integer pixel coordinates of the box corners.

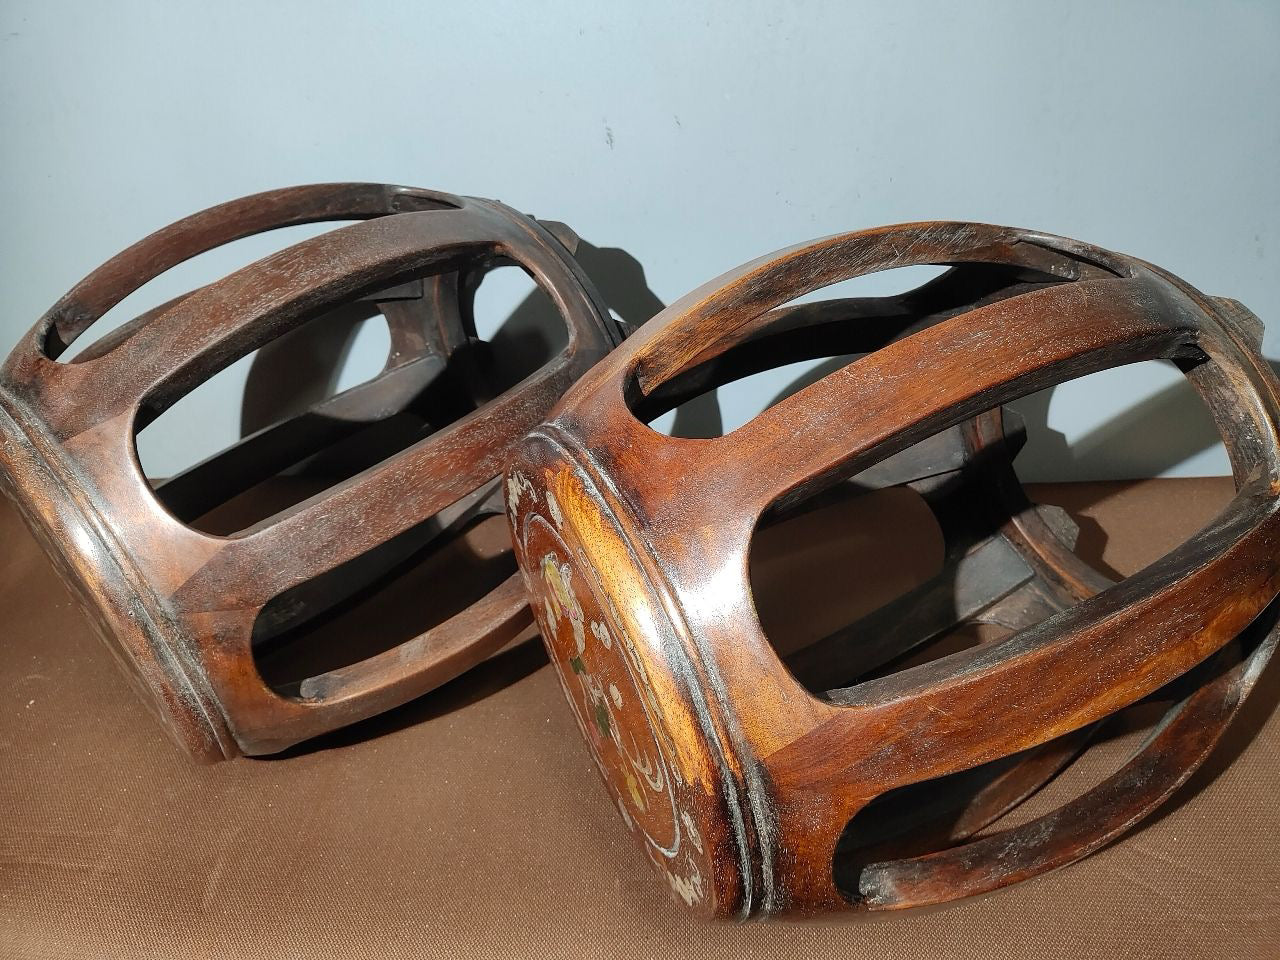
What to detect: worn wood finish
<box><xmin>505</xmin><ymin>221</ymin><xmax>1280</xmax><ymax>917</ymax></box>
<box><xmin>0</xmin><ymin>183</ymin><xmax>622</xmax><ymax>761</ymax></box>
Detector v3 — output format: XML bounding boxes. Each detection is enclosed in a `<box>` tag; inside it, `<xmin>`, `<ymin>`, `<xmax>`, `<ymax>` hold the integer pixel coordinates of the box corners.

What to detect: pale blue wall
<box><xmin>2</xmin><ymin>1</ymin><xmax>1276</xmax><ymax>480</ymax></box>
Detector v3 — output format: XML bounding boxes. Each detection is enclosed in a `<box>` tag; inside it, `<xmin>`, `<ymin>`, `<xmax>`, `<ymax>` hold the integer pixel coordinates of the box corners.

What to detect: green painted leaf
<box><xmin>569</xmin><ymin>656</ymin><xmax>585</xmax><ymax>674</ymax></box>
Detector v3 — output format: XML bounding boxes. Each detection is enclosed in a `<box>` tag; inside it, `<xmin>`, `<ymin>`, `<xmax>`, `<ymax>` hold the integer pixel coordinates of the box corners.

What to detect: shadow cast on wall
<box><xmin>1005</xmin><ymin>374</ymin><xmax>1227</xmax><ymax>486</ymax></box>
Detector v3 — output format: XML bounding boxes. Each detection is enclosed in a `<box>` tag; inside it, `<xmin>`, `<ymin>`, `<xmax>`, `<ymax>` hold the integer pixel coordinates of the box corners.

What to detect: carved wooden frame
<box><xmin>0</xmin><ymin>183</ymin><xmax>622</xmax><ymax>760</ymax></box>
<box><xmin>505</xmin><ymin>221</ymin><xmax>1280</xmax><ymax>916</ymax></box>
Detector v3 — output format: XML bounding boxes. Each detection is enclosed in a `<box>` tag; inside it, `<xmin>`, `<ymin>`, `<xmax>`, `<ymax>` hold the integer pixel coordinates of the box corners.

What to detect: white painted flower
<box><xmin>542</xmin><ymin>553</ymin><xmax>586</xmax><ymax>655</ymax></box>
<box><xmin>667</xmin><ymin>867</ymin><xmax>704</xmax><ymax>906</ymax></box>
<box><xmin>591</xmin><ymin>619</ymin><xmax>612</xmax><ymax>649</ymax></box>
<box><xmin>546</xmin><ymin>489</ymin><xmax>564</xmax><ymax>528</ymax></box>
<box><xmin>571</xmin><ymin>614</ymin><xmax>585</xmax><ymax>657</ymax></box>
<box><xmin>609</xmin><ymin>682</ymin><xmax>623</xmax><ymax>708</ymax></box>
<box><xmin>505</xmin><ymin>471</ymin><xmax>534</xmax><ymax>516</ymax></box>
<box><xmin>680</xmin><ymin>810</ymin><xmax>704</xmax><ymax>854</ymax></box>
<box><xmin>626</xmin><ymin>746</ymin><xmax>664</xmax><ymax>792</ymax></box>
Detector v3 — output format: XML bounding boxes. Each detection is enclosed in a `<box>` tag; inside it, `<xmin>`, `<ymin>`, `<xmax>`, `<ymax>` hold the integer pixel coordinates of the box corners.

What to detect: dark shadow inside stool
<box><xmin>830</xmin><ymin>614</ymin><xmax>1277</xmax><ymax>906</ymax></box>
<box><xmin>252</xmin><ymin>511</ymin><xmax>518</xmax><ymax>694</ymax></box>
<box><xmin>232</xmin><ymin>241</ymin><xmax>668</xmax><ymax>751</ymax></box>
<box><xmin>146</xmin><ymin>267</ymin><xmax>567</xmax><ymax>537</ymax></box>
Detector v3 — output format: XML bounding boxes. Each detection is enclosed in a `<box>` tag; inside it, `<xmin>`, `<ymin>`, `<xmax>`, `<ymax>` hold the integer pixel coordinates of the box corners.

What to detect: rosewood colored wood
<box><xmin>505</xmin><ymin>221</ymin><xmax>1280</xmax><ymax>917</ymax></box>
<box><xmin>0</xmin><ymin>182</ymin><xmax>622</xmax><ymax>761</ymax></box>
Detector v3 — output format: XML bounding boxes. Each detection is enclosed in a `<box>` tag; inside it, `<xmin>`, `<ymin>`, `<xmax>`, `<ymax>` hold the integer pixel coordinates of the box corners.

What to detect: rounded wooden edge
<box><xmin>621</xmin><ymin>221</ymin><xmax>1131</xmax><ymax>399</ymax></box>
<box><xmin>506</xmin><ymin>428</ymin><xmax>761</xmax><ymax>919</ymax></box>
<box><xmin>32</xmin><ymin>182</ymin><xmax>464</xmax><ymax>362</ymax></box>
<box><xmin>0</xmin><ymin>396</ymin><xmax>234</xmax><ymax>761</ymax></box>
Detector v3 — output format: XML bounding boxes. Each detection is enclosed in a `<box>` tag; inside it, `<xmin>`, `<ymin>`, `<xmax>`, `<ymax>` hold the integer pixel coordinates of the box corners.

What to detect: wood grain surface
<box><xmin>506</xmin><ymin>222</ymin><xmax>1280</xmax><ymax>916</ymax></box>
<box><xmin>0</xmin><ymin>183</ymin><xmax>621</xmax><ymax>760</ymax></box>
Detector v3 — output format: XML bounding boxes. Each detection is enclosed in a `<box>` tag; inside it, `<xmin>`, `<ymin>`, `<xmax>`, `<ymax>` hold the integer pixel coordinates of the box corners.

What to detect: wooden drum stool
<box><xmin>504</xmin><ymin>222</ymin><xmax>1280</xmax><ymax>917</ymax></box>
<box><xmin>0</xmin><ymin>183</ymin><xmax>622</xmax><ymax>761</ymax></box>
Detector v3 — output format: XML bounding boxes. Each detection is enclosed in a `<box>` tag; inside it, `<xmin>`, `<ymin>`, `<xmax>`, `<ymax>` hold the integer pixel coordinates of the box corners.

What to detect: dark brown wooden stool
<box><xmin>0</xmin><ymin>182</ymin><xmax>622</xmax><ymax>761</ymax></box>
<box><xmin>504</xmin><ymin>222</ymin><xmax>1280</xmax><ymax>917</ymax></box>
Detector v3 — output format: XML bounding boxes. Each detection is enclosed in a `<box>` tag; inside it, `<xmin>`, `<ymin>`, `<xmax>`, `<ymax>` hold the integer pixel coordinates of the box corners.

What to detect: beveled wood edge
<box><xmin>626</xmin><ymin>222</ymin><xmax>1123</xmax><ymax>395</ymax></box>
<box><xmin>508</xmin><ymin>423</ymin><xmax>766</xmax><ymax>918</ymax></box>
<box><xmin>35</xmin><ymin>182</ymin><xmax>464</xmax><ymax>360</ymax></box>
<box><xmin>0</xmin><ymin>392</ymin><xmax>234</xmax><ymax>760</ymax></box>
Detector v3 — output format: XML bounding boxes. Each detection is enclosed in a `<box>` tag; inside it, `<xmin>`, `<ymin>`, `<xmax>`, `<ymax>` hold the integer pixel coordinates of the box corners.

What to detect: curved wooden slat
<box><xmin>296</xmin><ymin>574</ymin><xmax>531</xmax><ymax>711</ymax></box>
<box><xmin>854</xmin><ymin>617</ymin><xmax>1278</xmax><ymax>909</ymax></box>
<box><xmin>715</xmin><ymin>274</ymin><xmax>1197</xmax><ymax>516</ymax></box>
<box><xmin>40</xmin><ymin>182</ymin><xmax>459</xmax><ymax>358</ymax></box>
<box><xmin>629</xmin><ymin>222</ymin><xmax>1119</xmax><ymax>395</ymax></box>
<box><xmin>789</xmin><ymin>485</ymin><xmax>1280</xmax><ymax>787</ymax></box>
<box><xmin>207</xmin><ymin>357</ymin><xmax>581</xmax><ymax>606</ymax></box>
<box><xmin>78</xmin><ymin>207</ymin><xmax>496</xmax><ymax>429</ymax></box>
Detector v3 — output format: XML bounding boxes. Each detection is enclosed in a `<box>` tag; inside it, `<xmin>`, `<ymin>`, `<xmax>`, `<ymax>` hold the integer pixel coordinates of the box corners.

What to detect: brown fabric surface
<box><xmin>1</xmin><ymin>477</ymin><xmax>1277</xmax><ymax>959</ymax></box>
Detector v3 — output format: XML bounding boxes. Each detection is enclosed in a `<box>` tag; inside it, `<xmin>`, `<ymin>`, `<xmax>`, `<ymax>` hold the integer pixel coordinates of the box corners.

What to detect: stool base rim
<box><xmin>0</xmin><ymin>391</ymin><xmax>236</xmax><ymax>762</ymax></box>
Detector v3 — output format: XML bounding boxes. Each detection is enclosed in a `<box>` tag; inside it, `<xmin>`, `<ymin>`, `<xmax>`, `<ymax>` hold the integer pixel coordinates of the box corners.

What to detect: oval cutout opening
<box><xmin>53</xmin><ymin>220</ymin><xmax>361</xmax><ymax>363</ymax></box>
<box><xmin>829</xmin><ymin>694</ymin><xmax>1169</xmax><ymax>904</ymax></box>
<box><xmin>252</xmin><ymin>508</ymin><xmax>517</xmax><ymax>696</ymax></box>
<box><xmin>633</xmin><ymin>261</ymin><xmax>1070</xmax><ymax>439</ymax></box>
<box><xmin>137</xmin><ymin>260</ymin><xmax>569</xmax><ymax>536</ymax></box>
<box><xmin>750</xmin><ymin>486</ymin><xmax>945</xmax><ymax>664</ymax></box>
<box><xmin>747</xmin><ymin>356</ymin><xmax>1233</xmax><ymax>699</ymax></box>
<box><xmin>469</xmin><ymin>263</ymin><xmax>569</xmax><ymax>396</ymax></box>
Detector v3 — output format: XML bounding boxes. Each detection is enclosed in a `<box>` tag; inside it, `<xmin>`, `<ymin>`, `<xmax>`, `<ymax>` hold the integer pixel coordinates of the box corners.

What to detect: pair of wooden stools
<box><xmin>3</xmin><ymin>183</ymin><xmax>1277</xmax><ymax>918</ymax></box>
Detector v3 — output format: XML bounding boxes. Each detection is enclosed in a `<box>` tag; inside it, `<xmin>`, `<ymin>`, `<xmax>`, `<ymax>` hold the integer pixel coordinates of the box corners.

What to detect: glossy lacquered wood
<box><xmin>0</xmin><ymin>183</ymin><xmax>622</xmax><ymax>761</ymax></box>
<box><xmin>505</xmin><ymin>222</ymin><xmax>1280</xmax><ymax>917</ymax></box>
